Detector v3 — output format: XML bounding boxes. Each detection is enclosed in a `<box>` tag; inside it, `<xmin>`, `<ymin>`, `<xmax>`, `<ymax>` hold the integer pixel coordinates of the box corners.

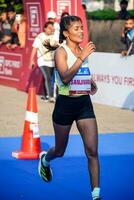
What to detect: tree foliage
<box><xmin>0</xmin><ymin>0</ymin><xmax>23</xmax><ymax>12</ymax></box>
<box><xmin>86</xmin><ymin>9</ymin><xmax>134</xmax><ymax>20</ymax></box>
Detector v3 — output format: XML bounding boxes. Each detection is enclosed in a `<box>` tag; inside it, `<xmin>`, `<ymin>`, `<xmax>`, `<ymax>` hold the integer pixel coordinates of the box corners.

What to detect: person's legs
<box><xmin>50</xmin><ymin>67</ymin><xmax>55</xmax><ymax>96</ymax></box>
<box><xmin>38</xmin><ymin>121</ymin><xmax>72</xmax><ymax>182</ymax></box>
<box><xmin>49</xmin><ymin>67</ymin><xmax>54</xmax><ymax>98</ymax></box>
<box><xmin>76</xmin><ymin>118</ymin><xmax>100</xmax><ymax>199</ymax></box>
<box><xmin>40</xmin><ymin>66</ymin><xmax>54</xmax><ymax>98</ymax></box>
<box><xmin>45</xmin><ymin>122</ymin><xmax>71</xmax><ymax>161</ymax></box>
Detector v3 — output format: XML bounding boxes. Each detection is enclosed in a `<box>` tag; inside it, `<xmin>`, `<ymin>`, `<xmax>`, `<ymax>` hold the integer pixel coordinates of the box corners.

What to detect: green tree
<box><xmin>0</xmin><ymin>0</ymin><xmax>23</xmax><ymax>11</ymax></box>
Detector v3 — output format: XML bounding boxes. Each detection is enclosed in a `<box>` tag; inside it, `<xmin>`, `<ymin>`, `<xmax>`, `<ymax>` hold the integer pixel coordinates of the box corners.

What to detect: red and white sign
<box><xmin>26</xmin><ymin>2</ymin><xmax>42</xmax><ymax>40</ymax></box>
<box><xmin>57</xmin><ymin>0</ymin><xmax>71</xmax><ymax>18</ymax></box>
<box><xmin>0</xmin><ymin>52</ymin><xmax>22</xmax><ymax>82</ymax></box>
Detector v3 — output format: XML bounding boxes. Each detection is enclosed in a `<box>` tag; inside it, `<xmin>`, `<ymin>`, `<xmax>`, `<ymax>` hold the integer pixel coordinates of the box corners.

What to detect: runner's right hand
<box><xmin>80</xmin><ymin>42</ymin><xmax>96</xmax><ymax>60</ymax></box>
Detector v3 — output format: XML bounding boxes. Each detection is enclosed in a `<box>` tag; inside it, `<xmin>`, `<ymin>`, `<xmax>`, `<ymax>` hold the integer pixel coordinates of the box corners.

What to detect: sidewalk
<box><xmin>0</xmin><ymin>85</ymin><xmax>134</xmax><ymax>137</ymax></box>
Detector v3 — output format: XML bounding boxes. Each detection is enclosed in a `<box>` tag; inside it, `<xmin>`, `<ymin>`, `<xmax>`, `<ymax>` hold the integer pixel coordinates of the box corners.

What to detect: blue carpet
<box><xmin>0</xmin><ymin>133</ymin><xmax>134</xmax><ymax>200</ymax></box>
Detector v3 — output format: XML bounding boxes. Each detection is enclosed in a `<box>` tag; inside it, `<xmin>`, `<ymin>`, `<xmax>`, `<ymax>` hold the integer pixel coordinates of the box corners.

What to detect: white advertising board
<box><xmin>89</xmin><ymin>52</ymin><xmax>134</xmax><ymax>110</ymax></box>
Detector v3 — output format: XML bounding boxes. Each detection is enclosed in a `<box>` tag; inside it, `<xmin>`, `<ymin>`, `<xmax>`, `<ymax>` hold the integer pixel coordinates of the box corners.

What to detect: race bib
<box><xmin>69</xmin><ymin>60</ymin><xmax>91</xmax><ymax>95</ymax></box>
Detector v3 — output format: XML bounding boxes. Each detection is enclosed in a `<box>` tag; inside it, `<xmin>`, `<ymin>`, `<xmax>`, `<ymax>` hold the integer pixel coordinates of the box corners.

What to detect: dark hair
<box><xmin>82</xmin><ymin>4</ymin><xmax>87</xmax><ymax>11</ymax></box>
<box><xmin>59</xmin><ymin>15</ymin><xmax>82</xmax><ymax>43</ymax></box>
<box><xmin>0</xmin><ymin>9</ymin><xmax>7</xmax><ymax>13</ymax></box>
<box><xmin>120</xmin><ymin>0</ymin><xmax>128</xmax><ymax>6</ymax></box>
<box><xmin>61</xmin><ymin>12</ymin><xmax>70</xmax><ymax>18</ymax></box>
<box><xmin>43</xmin><ymin>21</ymin><xmax>54</xmax><ymax>28</ymax></box>
<box><xmin>7</xmin><ymin>7</ymin><xmax>15</xmax><ymax>12</ymax></box>
<box><xmin>126</xmin><ymin>17</ymin><xmax>134</xmax><ymax>21</ymax></box>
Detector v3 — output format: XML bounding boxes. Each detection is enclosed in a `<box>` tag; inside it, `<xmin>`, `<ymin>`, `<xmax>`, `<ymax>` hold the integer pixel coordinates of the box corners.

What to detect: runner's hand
<box><xmin>80</xmin><ymin>42</ymin><xmax>96</xmax><ymax>61</ymax></box>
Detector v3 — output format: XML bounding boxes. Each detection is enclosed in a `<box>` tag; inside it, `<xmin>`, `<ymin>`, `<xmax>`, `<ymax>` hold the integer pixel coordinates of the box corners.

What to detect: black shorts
<box><xmin>52</xmin><ymin>95</ymin><xmax>95</xmax><ymax>126</ymax></box>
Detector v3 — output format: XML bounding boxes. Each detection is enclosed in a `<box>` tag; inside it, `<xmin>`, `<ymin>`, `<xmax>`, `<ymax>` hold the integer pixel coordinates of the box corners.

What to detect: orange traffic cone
<box><xmin>12</xmin><ymin>87</ymin><xmax>41</xmax><ymax>159</ymax></box>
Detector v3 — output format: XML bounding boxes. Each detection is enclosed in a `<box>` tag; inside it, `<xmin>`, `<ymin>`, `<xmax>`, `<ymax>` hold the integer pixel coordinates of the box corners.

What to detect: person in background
<box><xmin>0</xmin><ymin>12</ymin><xmax>4</xmax><ymax>46</ymax></box>
<box><xmin>0</xmin><ymin>10</ymin><xmax>12</xmax><ymax>49</ymax></box>
<box><xmin>121</xmin><ymin>18</ymin><xmax>134</xmax><ymax>56</ymax></box>
<box><xmin>12</xmin><ymin>11</ymin><xmax>26</xmax><ymax>48</ymax></box>
<box><xmin>0</xmin><ymin>8</ymin><xmax>19</xmax><ymax>49</ymax></box>
<box><xmin>29</xmin><ymin>21</ymin><xmax>59</xmax><ymax>102</ymax></box>
<box><xmin>117</xmin><ymin>0</ymin><xmax>130</xmax><ymax>20</ymax></box>
<box><xmin>47</xmin><ymin>11</ymin><xmax>60</xmax><ymax>42</ymax></box>
<box><xmin>0</xmin><ymin>12</ymin><xmax>3</xmax><ymax>46</ymax></box>
<box><xmin>82</xmin><ymin>3</ymin><xmax>87</xmax><ymax>12</ymax></box>
<box><xmin>7</xmin><ymin>7</ymin><xmax>19</xmax><ymax>49</ymax></box>
<box><xmin>38</xmin><ymin>15</ymin><xmax>101</xmax><ymax>200</ymax></box>
<box><xmin>47</xmin><ymin>11</ymin><xmax>60</xmax><ymax>98</ymax></box>
<box><xmin>7</xmin><ymin>7</ymin><xmax>16</xmax><ymax>25</ymax></box>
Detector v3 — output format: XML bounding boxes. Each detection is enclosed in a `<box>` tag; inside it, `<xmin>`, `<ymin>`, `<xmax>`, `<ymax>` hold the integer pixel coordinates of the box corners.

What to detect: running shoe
<box><xmin>49</xmin><ymin>97</ymin><xmax>56</xmax><ymax>103</ymax></box>
<box><xmin>40</xmin><ymin>95</ymin><xmax>49</xmax><ymax>102</ymax></box>
<box><xmin>38</xmin><ymin>151</ymin><xmax>52</xmax><ymax>182</ymax></box>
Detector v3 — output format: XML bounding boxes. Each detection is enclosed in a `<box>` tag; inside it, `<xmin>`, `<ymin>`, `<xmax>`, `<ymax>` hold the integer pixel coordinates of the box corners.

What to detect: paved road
<box><xmin>0</xmin><ymin>85</ymin><xmax>134</xmax><ymax>137</ymax></box>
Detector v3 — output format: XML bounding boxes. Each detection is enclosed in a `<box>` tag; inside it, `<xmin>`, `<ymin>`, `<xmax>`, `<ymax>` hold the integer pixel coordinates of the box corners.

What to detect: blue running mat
<box><xmin>0</xmin><ymin>133</ymin><xmax>134</xmax><ymax>200</ymax></box>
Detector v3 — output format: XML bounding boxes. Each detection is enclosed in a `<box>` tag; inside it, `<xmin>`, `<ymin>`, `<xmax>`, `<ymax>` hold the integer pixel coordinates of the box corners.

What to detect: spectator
<box><xmin>47</xmin><ymin>11</ymin><xmax>60</xmax><ymax>97</ymax></box>
<box><xmin>0</xmin><ymin>8</ymin><xmax>20</xmax><ymax>49</ymax></box>
<box><xmin>0</xmin><ymin>12</ymin><xmax>4</xmax><ymax>46</ymax></box>
<box><xmin>29</xmin><ymin>21</ymin><xmax>59</xmax><ymax>102</ymax></box>
<box><xmin>12</xmin><ymin>12</ymin><xmax>26</xmax><ymax>48</ymax></box>
<box><xmin>0</xmin><ymin>10</ymin><xmax>12</xmax><ymax>49</ymax></box>
<box><xmin>7</xmin><ymin>7</ymin><xmax>19</xmax><ymax>49</ymax></box>
<box><xmin>7</xmin><ymin>7</ymin><xmax>16</xmax><ymax>25</ymax></box>
<box><xmin>117</xmin><ymin>0</ymin><xmax>130</xmax><ymax>20</ymax></box>
<box><xmin>47</xmin><ymin>11</ymin><xmax>60</xmax><ymax>42</ymax></box>
<box><xmin>82</xmin><ymin>3</ymin><xmax>87</xmax><ymax>12</ymax></box>
<box><xmin>121</xmin><ymin>18</ymin><xmax>134</xmax><ymax>56</ymax></box>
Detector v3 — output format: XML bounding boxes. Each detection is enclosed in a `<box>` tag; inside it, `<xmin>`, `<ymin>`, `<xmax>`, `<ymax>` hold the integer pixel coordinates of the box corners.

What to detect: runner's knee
<box><xmin>85</xmin><ymin>146</ymin><xmax>98</xmax><ymax>158</ymax></box>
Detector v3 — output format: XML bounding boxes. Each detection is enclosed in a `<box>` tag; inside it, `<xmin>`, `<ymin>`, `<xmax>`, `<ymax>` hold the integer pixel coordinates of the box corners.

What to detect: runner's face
<box><xmin>66</xmin><ymin>21</ymin><xmax>84</xmax><ymax>43</ymax></box>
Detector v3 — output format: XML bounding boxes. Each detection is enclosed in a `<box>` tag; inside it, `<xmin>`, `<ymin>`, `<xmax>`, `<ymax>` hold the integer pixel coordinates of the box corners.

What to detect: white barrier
<box><xmin>89</xmin><ymin>52</ymin><xmax>134</xmax><ymax>110</ymax></box>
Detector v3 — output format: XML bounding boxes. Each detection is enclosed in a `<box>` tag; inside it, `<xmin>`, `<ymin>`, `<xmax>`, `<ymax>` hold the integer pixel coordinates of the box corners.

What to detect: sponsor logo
<box><xmin>57</xmin><ymin>0</ymin><xmax>71</xmax><ymax>17</ymax></box>
<box><xmin>0</xmin><ymin>53</ymin><xmax>21</xmax><ymax>77</ymax></box>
